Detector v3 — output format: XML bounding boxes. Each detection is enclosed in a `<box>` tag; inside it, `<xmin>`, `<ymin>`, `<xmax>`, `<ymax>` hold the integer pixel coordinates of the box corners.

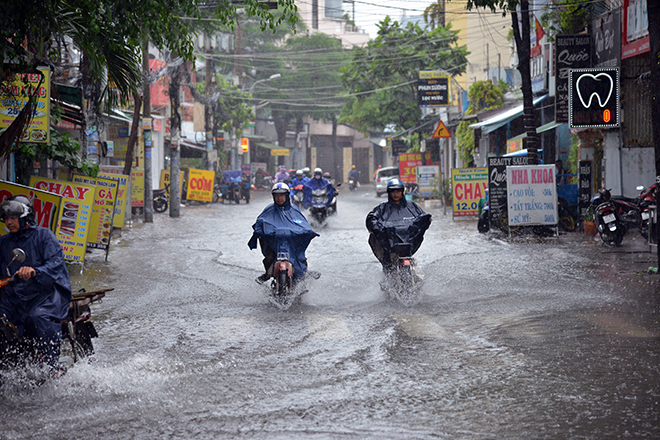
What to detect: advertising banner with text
<box><xmin>73</xmin><ymin>175</ymin><xmax>117</xmax><ymax>250</ymax></box>
<box><xmin>186</xmin><ymin>169</ymin><xmax>215</xmax><ymax>202</ymax></box>
<box><xmin>98</xmin><ymin>170</ymin><xmax>129</xmax><ymax>228</ymax></box>
<box><xmin>451</xmin><ymin>168</ymin><xmax>488</xmax><ymax>217</ymax></box>
<box><xmin>398</xmin><ymin>152</ymin><xmax>432</xmax><ymax>184</ymax></box>
<box><xmin>29</xmin><ymin>177</ymin><xmax>95</xmax><ymax>262</ymax></box>
<box><xmin>506</xmin><ymin>165</ymin><xmax>558</xmax><ymax>226</ymax></box>
<box><xmin>159</xmin><ymin>170</ymin><xmax>184</xmax><ymax>199</ymax></box>
<box><xmin>0</xmin><ymin>181</ymin><xmax>61</xmax><ymax>234</ymax></box>
<box><xmin>131</xmin><ymin>168</ymin><xmax>145</xmax><ymax>207</ymax></box>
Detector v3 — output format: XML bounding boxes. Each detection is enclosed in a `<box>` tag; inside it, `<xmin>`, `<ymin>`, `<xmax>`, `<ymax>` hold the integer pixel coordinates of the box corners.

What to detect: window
<box><xmin>325</xmin><ymin>0</ymin><xmax>343</xmax><ymax>19</ymax></box>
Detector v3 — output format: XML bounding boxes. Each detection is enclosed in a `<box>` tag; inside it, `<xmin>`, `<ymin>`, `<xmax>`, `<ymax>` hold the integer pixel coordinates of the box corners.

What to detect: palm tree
<box><xmin>423</xmin><ymin>0</ymin><xmax>445</xmax><ymax>30</ymax></box>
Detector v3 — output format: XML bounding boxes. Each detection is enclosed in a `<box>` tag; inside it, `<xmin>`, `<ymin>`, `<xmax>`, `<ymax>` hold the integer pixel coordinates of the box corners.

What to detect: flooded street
<box><xmin>2</xmin><ymin>187</ymin><xmax>659</xmax><ymax>439</ymax></box>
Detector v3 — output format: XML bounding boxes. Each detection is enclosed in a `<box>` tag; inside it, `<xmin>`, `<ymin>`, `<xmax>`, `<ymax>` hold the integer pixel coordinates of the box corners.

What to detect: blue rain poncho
<box><xmin>303</xmin><ymin>177</ymin><xmax>335</xmax><ymax>207</ymax></box>
<box><xmin>248</xmin><ymin>202</ymin><xmax>318</xmax><ymax>280</ymax></box>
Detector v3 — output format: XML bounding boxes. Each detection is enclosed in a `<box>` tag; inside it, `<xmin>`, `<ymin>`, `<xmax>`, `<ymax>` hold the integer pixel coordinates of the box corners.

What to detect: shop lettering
<box><xmin>455</xmin><ymin>182</ymin><xmax>485</xmax><ymax>200</ymax></box>
<box><xmin>190</xmin><ymin>177</ymin><xmax>212</xmax><ymax>192</ymax></box>
<box><xmin>97</xmin><ymin>188</ymin><xmax>115</xmax><ymax>200</ymax></box>
<box><xmin>34</xmin><ymin>181</ymin><xmax>92</xmax><ymax>200</ymax></box>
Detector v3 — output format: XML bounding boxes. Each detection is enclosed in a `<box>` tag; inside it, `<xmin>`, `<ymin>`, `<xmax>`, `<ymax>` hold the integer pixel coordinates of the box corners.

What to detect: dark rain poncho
<box><xmin>366</xmin><ymin>195</ymin><xmax>432</xmax><ymax>257</ymax></box>
<box><xmin>248</xmin><ymin>202</ymin><xmax>319</xmax><ymax>280</ymax></box>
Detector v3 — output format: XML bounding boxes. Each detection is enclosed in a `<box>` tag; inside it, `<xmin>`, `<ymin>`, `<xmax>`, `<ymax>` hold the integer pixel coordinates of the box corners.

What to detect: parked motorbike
<box><xmin>0</xmin><ymin>248</ymin><xmax>111</xmax><ymax>374</ymax></box>
<box><xmin>153</xmin><ymin>188</ymin><xmax>168</xmax><ymax>213</ymax></box>
<box><xmin>591</xmin><ymin>189</ymin><xmax>628</xmax><ymax>246</ymax></box>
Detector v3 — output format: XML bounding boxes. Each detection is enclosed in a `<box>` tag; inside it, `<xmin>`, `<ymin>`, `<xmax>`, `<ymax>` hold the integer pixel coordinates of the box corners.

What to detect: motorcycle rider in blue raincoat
<box><xmin>303</xmin><ymin>168</ymin><xmax>335</xmax><ymax>208</ymax></box>
<box><xmin>0</xmin><ymin>196</ymin><xmax>72</xmax><ymax>369</ymax></box>
<box><xmin>289</xmin><ymin>170</ymin><xmax>308</xmax><ymax>203</ymax></box>
<box><xmin>249</xmin><ymin>183</ymin><xmax>319</xmax><ymax>284</ymax></box>
<box><xmin>366</xmin><ymin>179</ymin><xmax>432</xmax><ymax>272</ymax></box>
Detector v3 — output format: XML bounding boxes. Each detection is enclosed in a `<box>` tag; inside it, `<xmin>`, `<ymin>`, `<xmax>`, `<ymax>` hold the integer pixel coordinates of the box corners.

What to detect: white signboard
<box><xmin>506</xmin><ymin>165</ymin><xmax>558</xmax><ymax>226</ymax></box>
<box><xmin>416</xmin><ymin>165</ymin><xmax>440</xmax><ymax>198</ymax></box>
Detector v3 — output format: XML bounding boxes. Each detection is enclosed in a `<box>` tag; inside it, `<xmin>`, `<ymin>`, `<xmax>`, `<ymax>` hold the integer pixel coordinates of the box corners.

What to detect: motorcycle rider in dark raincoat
<box><xmin>289</xmin><ymin>170</ymin><xmax>308</xmax><ymax>204</ymax></box>
<box><xmin>249</xmin><ymin>183</ymin><xmax>319</xmax><ymax>284</ymax></box>
<box><xmin>0</xmin><ymin>196</ymin><xmax>72</xmax><ymax>369</ymax></box>
<box><xmin>366</xmin><ymin>179</ymin><xmax>432</xmax><ymax>272</ymax></box>
<box><xmin>303</xmin><ymin>168</ymin><xmax>335</xmax><ymax>209</ymax></box>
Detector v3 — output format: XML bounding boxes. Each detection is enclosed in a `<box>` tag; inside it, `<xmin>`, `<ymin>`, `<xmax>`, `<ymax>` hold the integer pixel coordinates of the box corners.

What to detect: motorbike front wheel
<box><xmin>277</xmin><ymin>271</ymin><xmax>289</xmax><ymax>297</ymax></box>
<box><xmin>498</xmin><ymin>210</ymin><xmax>520</xmax><ymax>233</ymax></box>
<box><xmin>559</xmin><ymin>211</ymin><xmax>576</xmax><ymax>232</ymax></box>
<box><xmin>477</xmin><ymin>211</ymin><xmax>490</xmax><ymax>233</ymax></box>
<box><xmin>154</xmin><ymin>197</ymin><xmax>168</xmax><ymax>213</ymax></box>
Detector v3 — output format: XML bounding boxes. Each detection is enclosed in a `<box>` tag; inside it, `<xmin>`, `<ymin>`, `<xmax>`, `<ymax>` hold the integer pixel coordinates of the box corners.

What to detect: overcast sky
<box><xmin>342</xmin><ymin>0</ymin><xmax>433</xmax><ymax>39</ymax></box>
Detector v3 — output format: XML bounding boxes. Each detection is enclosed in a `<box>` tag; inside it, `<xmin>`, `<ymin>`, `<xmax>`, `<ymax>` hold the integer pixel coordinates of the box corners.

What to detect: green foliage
<box><xmin>339</xmin><ymin>17</ymin><xmax>468</xmax><ymax>134</ymax></box>
<box><xmin>455</xmin><ymin>80</ymin><xmax>504</xmax><ymax>165</ymax></box>
<box><xmin>540</xmin><ymin>0</ymin><xmax>591</xmax><ymax>41</ymax></box>
<box><xmin>14</xmin><ymin>105</ymin><xmax>98</xmax><ymax>184</ymax></box>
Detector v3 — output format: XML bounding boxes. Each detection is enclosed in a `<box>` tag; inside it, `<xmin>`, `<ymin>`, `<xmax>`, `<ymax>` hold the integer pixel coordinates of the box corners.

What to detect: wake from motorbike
<box><xmin>264</xmin><ymin>252</ymin><xmax>317</xmax><ymax>310</ymax></box>
<box><xmin>380</xmin><ymin>243</ymin><xmax>423</xmax><ymax>306</ymax></box>
<box><xmin>372</xmin><ymin>214</ymin><xmax>431</xmax><ymax>306</ymax></box>
<box><xmin>0</xmin><ymin>248</ymin><xmax>111</xmax><ymax>383</ymax></box>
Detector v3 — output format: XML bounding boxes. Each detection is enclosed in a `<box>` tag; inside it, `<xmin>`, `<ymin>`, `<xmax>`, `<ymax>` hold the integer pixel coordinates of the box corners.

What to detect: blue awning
<box><xmin>468</xmin><ymin>95</ymin><xmax>548</xmax><ymax>135</ymax></box>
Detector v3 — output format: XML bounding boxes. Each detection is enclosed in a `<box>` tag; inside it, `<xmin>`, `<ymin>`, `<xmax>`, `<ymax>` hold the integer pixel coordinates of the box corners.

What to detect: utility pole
<box><xmin>205</xmin><ymin>33</ymin><xmax>215</xmax><ymax>171</ymax></box>
<box><xmin>169</xmin><ymin>61</ymin><xmax>183</xmax><ymax>218</ymax></box>
<box><xmin>143</xmin><ymin>39</ymin><xmax>154</xmax><ymax>223</ymax></box>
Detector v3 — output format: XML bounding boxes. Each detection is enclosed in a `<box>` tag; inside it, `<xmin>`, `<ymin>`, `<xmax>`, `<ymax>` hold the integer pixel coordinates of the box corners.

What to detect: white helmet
<box><xmin>313</xmin><ymin>167</ymin><xmax>322</xmax><ymax>175</ymax></box>
<box><xmin>271</xmin><ymin>182</ymin><xmax>290</xmax><ymax>194</ymax></box>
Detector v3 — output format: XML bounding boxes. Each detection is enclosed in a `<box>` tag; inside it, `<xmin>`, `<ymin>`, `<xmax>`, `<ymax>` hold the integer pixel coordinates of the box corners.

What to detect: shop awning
<box><xmin>180</xmin><ymin>140</ymin><xmax>206</xmax><ymax>151</ymax></box>
<box><xmin>469</xmin><ymin>95</ymin><xmax>548</xmax><ymax>135</ymax></box>
<box><xmin>536</xmin><ymin>120</ymin><xmax>562</xmax><ymax>133</ymax></box>
<box><xmin>257</xmin><ymin>142</ymin><xmax>286</xmax><ymax>150</ymax></box>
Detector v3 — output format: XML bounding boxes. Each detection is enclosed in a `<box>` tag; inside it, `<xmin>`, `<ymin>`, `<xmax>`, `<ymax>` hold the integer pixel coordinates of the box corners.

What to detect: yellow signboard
<box><xmin>131</xmin><ymin>168</ymin><xmax>145</xmax><ymax>207</ymax></box>
<box><xmin>97</xmin><ymin>172</ymin><xmax>129</xmax><ymax>228</ymax></box>
<box><xmin>0</xmin><ymin>68</ymin><xmax>50</xmax><ymax>143</ymax></box>
<box><xmin>73</xmin><ymin>175</ymin><xmax>117</xmax><ymax>250</ymax></box>
<box><xmin>29</xmin><ymin>177</ymin><xmax>95</xmax><ymax>263</ymax></box>
<box><xmin>271</xmin><ymin>149</ymin><xmax>290</xmax><ymax>156</ymax></box>
<box><xmin>0</xmin><ymin>181</ymin><xmax>61</xmax><ymax>234</ymax></box>
<box><xmin>186</xmin><ymin>169</ymin><xmax>215</xmax><ymax>202</ymax></box>
<box><xmin>159</xmin><ymin>170</ymin><xmax>184</xmax><ymax>199</ymax></box>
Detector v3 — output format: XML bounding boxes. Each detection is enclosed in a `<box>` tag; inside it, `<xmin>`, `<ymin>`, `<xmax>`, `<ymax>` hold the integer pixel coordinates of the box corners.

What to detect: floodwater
<box><xmin>1</xmin><ymin>186</ymin><xmax>659</xmax><ymax>439</ymax></box>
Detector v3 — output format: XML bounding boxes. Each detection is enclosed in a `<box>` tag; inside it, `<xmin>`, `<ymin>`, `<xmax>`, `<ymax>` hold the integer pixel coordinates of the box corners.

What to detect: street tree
<box><xmin>464</xmin><ymin>0</ymin><xmax>538</xmax><ymax>163</ymax></box>
<box><xmin>339</xmin><ymin>17</ymin><xmax>468</xmax><ymax>135</ymax></box>
<box><xmin>456</xmin><ymin>80</ymin><xmax>507</xmax><ymax>165</ymax></box>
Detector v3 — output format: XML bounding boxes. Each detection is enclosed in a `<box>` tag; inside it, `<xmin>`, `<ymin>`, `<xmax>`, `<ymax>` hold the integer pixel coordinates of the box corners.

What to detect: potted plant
<box><xmin>582</xmin><ymin>207</ymin><xmax>597</xmax><ymax>236</ymax></box>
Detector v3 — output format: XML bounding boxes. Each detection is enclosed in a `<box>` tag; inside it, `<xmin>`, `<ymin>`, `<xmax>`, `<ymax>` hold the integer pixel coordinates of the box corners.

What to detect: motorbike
<box><xmin>0</xmin><ymin>248</ymin><xmax>111</xmax><ymax>375</ymax></box>
<box><xmin>291</xmin><ymin>184</ymin><xmax>305</xmax><ymax>209</ymax></box>
<box><xmin>153</xmin><ymin>188</ymin><xmax>168</xmax><ymax>213</ymax></box>
<box><xmin>309</xmin><ymin>187</ymin><xmax>332</xmax><ymax>224</ymax></box>
<box><xmin>348</xmin><ymin>177</ymin><xmax>357</xmax><ymax>191</ymax></box>
<box><xmin>373</xmin><ymin>215</ymin><xmax>432</xmax><ymax>306</ymax></box>
<box><xmin>591</xmin><ymin>189</ymin><xmax>628</xmax><ymax>246</ymax></box>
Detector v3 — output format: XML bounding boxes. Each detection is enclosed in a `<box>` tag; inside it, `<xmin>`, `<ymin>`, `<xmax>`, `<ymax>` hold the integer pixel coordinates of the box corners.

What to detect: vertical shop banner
<box><xmin>131</xmin><ymin>168</ymin><xmax>145</xmax><ymax>207</ymax></box>
<box><xmin>416</xmin><ymin>165</ymin><xmax>441</xmax><ymax>198</ymax></box>
<box><xmin>73</xmin><ymin>175</ymin><xmax>117</xmax><ymax>250</ymax></box>
<box><xmin>451</xmin><ymin>168</ymin><xmax>488</xmax><ymax>217</ymax></box>
<box><xmin>488</xmin><ymin>156</ymin><xmax>529</xmax><ymax>227</ymax></box>
<box><xmin>398</xmin><ymin>152</ymin><xmax>432</xmax><ymax>184</ymax></box>
<box><xmin>186</xmin><ymin>169</ymin><xmax>215</xmax><ymax>202</ymax></box>
<box><xmin>0</xmin><ymin>181</ymin><xmax>61</xmax><ymax>234</ymax></box>
<box><xmin>506</xmin><ymin>165</ymin><xmax>558</xmax><ymax>226</ymax></box>
<box><xmin>578</xmin><ymin>160</ymin><xmax>593</xmax><ymax>218</ymax></box>
<box><xmin>555</xmin><ymin>34</ymin><xmax>591</xmax><ymax>123</ymax></box>
<box><xmin>159</xmin><ymin>170</ymin><xmax>184</xmax><ymax>199</ymax></box>
<box><xmin>0</xmin><ymin>68</ymin><xmax>50</xmax><ymax>143</ymax></box>
<box><xmin>97</xmin><ymin>171</ymin><xmax>129</xmax><ymax>228</ymax></box>
<box><xmin>29</xmin><ymin>177</ymin><xmax>95</xmax><ymax>262</ymax></box>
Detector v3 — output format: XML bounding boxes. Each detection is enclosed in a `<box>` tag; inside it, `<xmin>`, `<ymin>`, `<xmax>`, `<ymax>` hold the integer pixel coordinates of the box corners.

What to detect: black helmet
<box><xmin>0</xmin><ymin>195</ymin><xmax>34</xmax><ymax>221</ymax></box>
<box><xmin>387</xmin><ymin>179</ymin><xmax>404</xmax><ymax>192</ymax></box>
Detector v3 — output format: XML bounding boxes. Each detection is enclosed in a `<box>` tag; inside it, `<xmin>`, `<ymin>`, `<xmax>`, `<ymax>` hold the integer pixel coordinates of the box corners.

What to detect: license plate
<box><xmin>603</xmin><ymin>213</ymin><xmax>616</xmax><ymax>223</ymax></box>
<box><xmin>642</xmin><ymin>212</ymin><xmax>650</xmax><ymax>220</ymax></box>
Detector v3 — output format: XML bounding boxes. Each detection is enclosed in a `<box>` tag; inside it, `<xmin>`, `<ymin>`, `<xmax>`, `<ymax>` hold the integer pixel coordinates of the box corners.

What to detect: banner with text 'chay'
<box><xmin>506</xmin><ymin>165</ymin><xmax>558</xmax><ymax>226</ymax></box>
